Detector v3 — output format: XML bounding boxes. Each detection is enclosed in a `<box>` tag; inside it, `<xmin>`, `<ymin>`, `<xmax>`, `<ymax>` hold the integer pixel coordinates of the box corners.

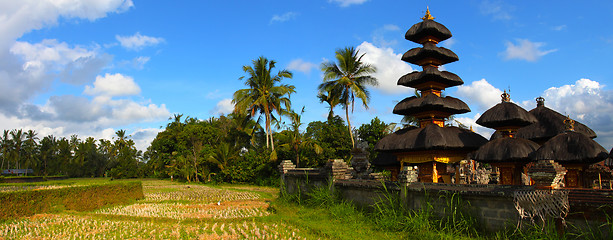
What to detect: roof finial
<box><xmin>536</xmin><ymin>96</ymin><xmax>545</xmax><ymax>107</ymax></box>
<box><xmin>421</xmin><ymin>6</ymin><xmax>435</xmax><ymax>21</ymax></box>
<box><xmin>564</xmin><ymin>115</ymin><xmax>575</xmax><ymax>132</ymax></box>
<box><xmin>501</xmin><ymin>90</ymin><xmax>511</xmax><ymax>102</ymax></box>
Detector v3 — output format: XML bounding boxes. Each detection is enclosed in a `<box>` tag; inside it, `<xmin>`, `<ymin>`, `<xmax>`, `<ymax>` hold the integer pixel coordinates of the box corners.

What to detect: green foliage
<box><xmin>0</xmin><ymin>181</ymin><xmax>143</xmax><ymax>220</ymax></box>
<box><xmin>356</xmin><ymin>117</ymin><xmax>388</xmax><ymax>161</ymax></box>
<box><xmin>303</xmin><ymin>116</ymin><xmax>352</xmax><ymax>167</ymax></box>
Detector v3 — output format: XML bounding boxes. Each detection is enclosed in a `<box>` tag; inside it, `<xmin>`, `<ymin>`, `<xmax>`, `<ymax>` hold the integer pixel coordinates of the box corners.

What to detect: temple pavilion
<box><xmin>375</xmin><ymin>9</ymin><xmax>487</xmax><ymax>183</ymax></box>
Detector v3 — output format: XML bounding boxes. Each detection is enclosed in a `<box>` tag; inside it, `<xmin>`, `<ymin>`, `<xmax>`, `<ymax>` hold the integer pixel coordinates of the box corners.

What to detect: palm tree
<box><xmin>23</xmin><ymin>130</ymin><xmax>38</xmax><ymax>175</ymax></box>
<box><xmin>10</xmin><ymin>129</ymin><xmax>24</xmax><ymax>170</ymax></box>
<box><xmin>0</xmin><ymin>130</ymin><xmax>10</xmax><ymax>171</ymax></box>
<box><xmin>317</xmin><ymin>91</ymin><xmax>340</xmax><ymax>121</ymax></box>
<box><xmin>276</xmin><ymin>107</ymin><xmax>322</xmax><ymax>167</ymax></box>
<box><xmin>233</xmin><ymin>56</ymin><xmax>295</xmax><ymax>152</ymax></box>
<box><xmin>319</xmin><ymin>47</ymin><xmax>378</xmax><ymax>148</ymax></box>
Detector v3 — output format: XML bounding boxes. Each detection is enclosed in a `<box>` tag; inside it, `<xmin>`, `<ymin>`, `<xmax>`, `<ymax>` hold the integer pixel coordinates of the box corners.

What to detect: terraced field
<box><xmin>0</xmin><ymin>180</ymin><xmax>313</xmax><ymax>239</ymax></box>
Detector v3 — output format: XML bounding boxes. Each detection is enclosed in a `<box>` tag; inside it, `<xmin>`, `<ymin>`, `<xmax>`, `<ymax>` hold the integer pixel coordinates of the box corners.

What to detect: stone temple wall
<box><xmin>280</xmin><ymin>160</ymin><xmax>613</xmax><ymax>233</ymax></box>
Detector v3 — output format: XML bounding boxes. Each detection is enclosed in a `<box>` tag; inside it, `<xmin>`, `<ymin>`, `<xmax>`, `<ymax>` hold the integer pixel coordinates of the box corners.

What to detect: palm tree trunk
<box><xmin>265</xmin><ymin>110</ymin><xmax>270</xmax><ymax>149</ymax></box>
<box><xmin>346</xmin><ymin>105</ymin><xmax>355</xmax><ymax>148</ymax></box>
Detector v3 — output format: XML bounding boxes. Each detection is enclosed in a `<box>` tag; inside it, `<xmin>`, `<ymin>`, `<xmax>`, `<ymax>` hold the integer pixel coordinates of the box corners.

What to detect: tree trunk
<box><xmin>346</xmin><ymin>105</ymin><xmax>355</xmax><ymax>148</ymax></box>
<box><xmin>192</xmin><ymin>147</ymin><xmax>199</xmax><ymax>182</ymax></box>
<box><xmin>265</xmin><ymin>109</ymin><xmax>270</xmax><ymax>149</ymax></box>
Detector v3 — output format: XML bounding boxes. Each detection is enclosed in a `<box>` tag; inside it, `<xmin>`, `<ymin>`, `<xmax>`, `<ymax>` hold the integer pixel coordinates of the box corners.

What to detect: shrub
<box><xmin>0</xmin><ymin>181</ymin><xmax>144</xmax><ymax>219</ymax></box>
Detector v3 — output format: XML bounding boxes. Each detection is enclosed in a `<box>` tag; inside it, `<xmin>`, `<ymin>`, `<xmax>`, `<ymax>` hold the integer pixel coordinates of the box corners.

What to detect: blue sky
<box><xmin>2</xmin><ymin>0</ymin><xmax>613</xmax><ymax>151</ymax></box>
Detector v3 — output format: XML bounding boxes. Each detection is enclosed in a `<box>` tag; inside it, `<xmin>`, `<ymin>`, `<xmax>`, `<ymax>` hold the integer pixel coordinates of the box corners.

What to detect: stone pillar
<box><xmin>527</xmin><ymin>160</ymin><xmax>567</xmax><ymax>189</ymax></box>
<box><xmin>398</xmin><ymin>165</ymin><xmax>418</xmax><ymax>184</ymax></box>
<box><xmin>278</xmin><ymin>160</ymin><xmax>296</xmax><ymax>175</ymax></box>
<box><xmin>350</xmin><ymin>144</ymin><xmax>372</xmax><ymax>179</ymax></box>
<box><xmin>324</xmin><ymin>159</ymin><xmax>349</xmax><ymax>180</ymax></box>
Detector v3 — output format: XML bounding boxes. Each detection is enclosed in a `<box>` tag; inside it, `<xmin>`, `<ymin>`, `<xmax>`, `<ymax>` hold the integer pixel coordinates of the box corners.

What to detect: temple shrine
<box><xmin>375</xmin><ymin>9</ymin><xmax>488</xmax><ymax>183</ymax></box>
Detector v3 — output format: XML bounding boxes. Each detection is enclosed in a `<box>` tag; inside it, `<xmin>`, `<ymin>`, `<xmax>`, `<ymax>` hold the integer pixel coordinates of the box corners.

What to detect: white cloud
<box><xmin>116</xmin><ymin>32</ymin><xmax>164</xmax><ymax>51</ymax></box>
<box><xmin>456</xmin><ymin>79</ymin><xmax>504</xmax><ymax>111</ymax></box>
<box><xmin>270</xmin><ymin>12</ymin><xmax>298</xmax><ymax>24</ymax></box>
<box><xmin>287</xmin><ymin>59</ymin><xmax>317</xmax><ymax>74</ymax></box>
<box><xmin>357</xmin><ymin>41</ymin><xmax>413</xmax><ymax>95</ymax></box>
<box><xmin>453</xmin><ymin>113</ymin><xmax>494</xmax><ymax>139</ymax></box>
<box><xmin>552</xmin><ymin>25</ymin><xmax>567</xmax><ymax>31</ymax></box>
<box><xmin>441</xmin><ymin>38</ymin><xmax>456</xmax><ymax>49</ymax></box>
<box><xmin>84</xmin><ymin>73</ymin><xmax>141</xmax><ymax>97</ymax></box>
<box><xmin>479</xmin><ymin>0</ymin><xmax>512</xmax><ymax>20</ymax></box>
<box><xmin>329</xmin><ymin>0</ymin><xmax>369</xmax><ymax>7</ymax></box>
<box><xmin>372</xmin><ymin>24</ymin><xmax>401</xmax><ymax>48</ymax></box>
<box><xmin>0</xmin><ymin>0</ymin><xmax>133</xmax><ymax>50</ymax></box>
<box><xmin>213</xmin><ymin>99</ymin><xmax>234</xmax><ymax>115</ymax></box>
<box><xmin>537</xmin><ymin>78</ymin><xmax>613</xmax><ymax>149</ymax></box>
<box><xmin>502</xmin><ymin>39</ymin><xmax>557</xmax><ymax>62</ymax></box>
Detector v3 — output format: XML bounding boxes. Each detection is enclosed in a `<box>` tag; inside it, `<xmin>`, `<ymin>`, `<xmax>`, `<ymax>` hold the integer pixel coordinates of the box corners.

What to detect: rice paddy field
<box><xmin>0</xmin><ymin>179</ymin><xmax>405</xmax><ymax>239</ymax></box>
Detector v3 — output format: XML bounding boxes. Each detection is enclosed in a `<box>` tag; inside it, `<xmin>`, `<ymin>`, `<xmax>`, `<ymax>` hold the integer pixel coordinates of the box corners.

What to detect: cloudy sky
<box><xmin>2</xmin><ymin>0</ymin><xmax>613</xmax><ymax>151</ymax></box>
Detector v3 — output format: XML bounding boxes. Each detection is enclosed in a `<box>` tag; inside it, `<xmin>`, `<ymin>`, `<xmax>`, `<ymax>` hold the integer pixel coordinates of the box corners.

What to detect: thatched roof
<box><xmin>397</xmin><ymin>66</ymin><xmax>463</xmax><ymax>89</ymax></box>
<box><xmin>393</xmin><ymin>94</ymin><xmax>470</xmax><ymax>116</ymax></box>
<box><xmin>472</xmin><ymin>137</ymin><xmax>540</xmax><ymax>163</ymax></box>
<box><xmin>405</xmin><ymin>19</ymin><xmax>452</xmax><ymax>44</ymax></box>
<box><xmin>530</xmin><ymin>131</ymin><xmax>609</xmax><ymax>164</ymax></box>
<box><xmin>402</xmin><ymin>42</ymin><xmax>458</xmax><ymax>66</ymax></box>
<box><xmin>375</xmin><ymin>124</ymin><xmax>487</xmax><ymax>152</ymax></box>
<box><xmin>516</xmin><ymin>104</ymin><xmax>597</xmax><ymax>141</ymax></box>
<box><xmin>476</xmin><ymin>102</ymin><xmax>537</xmax><ymax>129</ymax></box>
<box><xmin>371</xmin><ymin>152</ymin><xmax>399</xmax><ymax>167</ymax></box>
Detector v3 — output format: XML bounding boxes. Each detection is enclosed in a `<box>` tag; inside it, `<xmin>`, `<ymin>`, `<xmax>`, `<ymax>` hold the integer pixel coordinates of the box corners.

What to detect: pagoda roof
<box><xmin>371</xmin><ymin>151</ymin><xmax>400</xmax><ymax>167</ymax></box>
<box><xmin>531</xmin><ymin>131</ymin><xmax>608</xmax><ymax>164</ymax></box>
<box><xmin>405</xmin><ymin>19</ymin><xmax>452</xmax><ymax>44</ymax></box>
<box><xmin>402</xmin><ymin>42</ymin><xmax>458</xmax><ymax>66</ymax></box>
<box><xmin>472</xmin><ymin>137</ymin><xmax>540</xmax><ymax>163</ymax></box>
<box><xmin>393</xmin><ymin>94</ymin><xmax>470</xmax><ymax>116</ymax></box>
<box><xmin>476</xmin><ymin>101</ymin><xmax>537</xmax><ymax>129</ymax></box>
<box><xmin>375</xmin><ymin>124</ymin><xmax>487</xmax><ymax>152</ymax></box>
<box><xmin>398</xmin><ymin>66</ymin><xmax>463</xmax><ymax>89</ymax></box>
<box><xmin>516</xmin><ymin>104</ymin><xmax>597</xmax><ymax>141</ymax></box>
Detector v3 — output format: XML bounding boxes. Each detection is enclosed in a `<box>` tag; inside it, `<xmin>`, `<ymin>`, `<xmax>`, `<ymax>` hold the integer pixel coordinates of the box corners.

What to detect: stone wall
<box><xmin>281</xmin><ymin>162</ymin><xmax>613</xmax><ymax>233</ymax></box>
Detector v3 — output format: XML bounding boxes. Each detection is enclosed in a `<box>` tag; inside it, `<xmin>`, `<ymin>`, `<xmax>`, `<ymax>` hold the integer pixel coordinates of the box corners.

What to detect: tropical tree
<box><xmin>23</xmin><ymin>130</ymin><xmax>38</xmax><ymax>175</ymax></box>
<box><xmin>10</xmin><ymin>129</ymin><xmax>24</xmax><ymax>170</ymax></box>
<box><xmin>0</xmin><ymin>130</ymin><xmax>10</xmax><ymax>171</ymax></box>
<box><xmin>233</xmin><ymin>56</ymin><xmax>295</xmax><ymax>152</ymax></box>
<box><xmin>276</xmin><ymin>107</ymin><xmax>322</xmax><ymax>167</ymax></box>
<box><xmin>319</xmin><ymin>47</ymin><xmax>378</xmax><ymax>148</ymax></box>
<box><xmin>317</xmin><ymin>90</ymin><xmax>340</xmax><ymax>121</ymax></box>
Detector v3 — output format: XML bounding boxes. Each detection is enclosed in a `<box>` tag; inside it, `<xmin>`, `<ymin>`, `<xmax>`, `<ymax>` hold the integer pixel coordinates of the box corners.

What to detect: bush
<box><xmin>0</xmin><ymin>181</ymin><xmax>144</xmax><ymax>220</ymax></box>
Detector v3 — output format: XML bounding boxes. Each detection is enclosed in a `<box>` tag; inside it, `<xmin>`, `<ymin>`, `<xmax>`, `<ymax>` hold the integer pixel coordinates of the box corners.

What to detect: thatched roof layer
<box><xmin>375</xmin><ymin>124</ymin><xmax>487</xmax><ymax>152</ymax></box>
<box><xmin>393</xmin><ymin>94</ymin><xmax>470</xmax><ymax>116</ymax></box>
<box><xmin>402</xmin><ymin>43</ymin><xmax>458</xmax><ymax>66</ymax></box>
<box><xmin>516</xmin><ymin>105</ymin><xmax>597</xmax><ymax>141</ymax></box>
<box><xmin>405</xmin><ymin>19</ymin><xmax>452</xmax><ymax>43</ymax></box>
<box><xmin>531</xmin><ymin>131</ymin><xmax>608</xmax><ymax>164</ymax></box>
<box><xmin>476</xmin><ymin>102</ymin><xmax>537</xmax><ymax>129</ymax></box>
<box><xmin>398</xmin><ymin>66</ymin><xmax>463</xmax><ymax>88</ymax></box>
<box><xmin>371</xmin><ymin>152</ymin><xmax>399</xmax><ymax>167</ymax></box>
<box><xmin>472</xmin><ymin>137</ymin><xmax>540</xmax><ymax>163</ymax></box>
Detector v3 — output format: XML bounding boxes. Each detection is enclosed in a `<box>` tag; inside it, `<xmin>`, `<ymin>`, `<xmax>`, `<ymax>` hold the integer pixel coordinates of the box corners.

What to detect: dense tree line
<box><xmin>1</xmin><ymin>47</ymin><xmax>393</xmax><ymax>185</ymax></box>
<box><xmin>0</xmin><ymin>129</ymin><xmax>142</xmax><ymax>178</ymax></box>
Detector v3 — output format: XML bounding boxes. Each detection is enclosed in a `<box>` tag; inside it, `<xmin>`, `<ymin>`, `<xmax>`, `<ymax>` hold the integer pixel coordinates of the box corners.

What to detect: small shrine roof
<box><xmin>531</xmin><ymin>131</ymin><xmax>608</xmax><ymax>164</ymax></box>
<box><xmin>472</xmin><ymin>137</ymin><xmax>540</xmax><ymax>163</ymax></box>
<box><xmin>476</xmin><ymin>93</ymin><xmax>537</xmax><ymax>129</ymax></box>
<box><xmin>516</xmin><ymin>101</ymin><xmax>597</xmax><ymax>141</ymax></box>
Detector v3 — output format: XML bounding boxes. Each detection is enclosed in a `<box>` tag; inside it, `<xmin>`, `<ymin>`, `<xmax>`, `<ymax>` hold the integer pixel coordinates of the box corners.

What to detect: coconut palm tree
<box><xmin>319</xmin><ymin>47</ymin><xmax>378</xmax><ymax>148</ymax></box>
<box><xmin>0</xmin><ymin>130</ymin><xmax>10</xmax><ymax>171</ymax></box>
<box><xmin>23</xmin><ymin>130</ymin><xmax>38</xmax><ymax>175</ymax></box>
<box><xmin>276</xmin><ymin>107</ymin><xmax>322</xmax><ymax>167</ymax></box>
<box><xmin>10</xmin><ymin>129</ymin><xmax>24</xmax><ymax>170</ymax></box>
<box><xmin>317</xmin><ymin>90</ymin><xmax>340</xmax><ymax>121</ymax></box>
<box><xmin>233</xmin><ymin>56</ymin><xmax>295</xmax><ymax>152</ymax></box>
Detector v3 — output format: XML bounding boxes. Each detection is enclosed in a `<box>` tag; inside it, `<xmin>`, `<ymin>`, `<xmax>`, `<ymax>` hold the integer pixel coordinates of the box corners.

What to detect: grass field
<box><xmin>0</xmin><ymin>179</ymin><xmax>409</xmax><ymax>239</ymax></box>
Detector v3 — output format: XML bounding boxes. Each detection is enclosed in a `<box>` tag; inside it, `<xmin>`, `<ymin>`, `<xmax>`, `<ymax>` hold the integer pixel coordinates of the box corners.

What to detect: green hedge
<box><xmin>0</xmin><ymin>181</ymin><xmax>144</xmax><ymax>219</ymax></box>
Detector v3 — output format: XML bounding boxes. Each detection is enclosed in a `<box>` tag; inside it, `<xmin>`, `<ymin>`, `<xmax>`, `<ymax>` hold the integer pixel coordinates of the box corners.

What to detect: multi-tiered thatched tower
<box><xmin>375</xmin><ymin>9</ymin><xmax>487</xmax><ymax>183</ymax></box>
